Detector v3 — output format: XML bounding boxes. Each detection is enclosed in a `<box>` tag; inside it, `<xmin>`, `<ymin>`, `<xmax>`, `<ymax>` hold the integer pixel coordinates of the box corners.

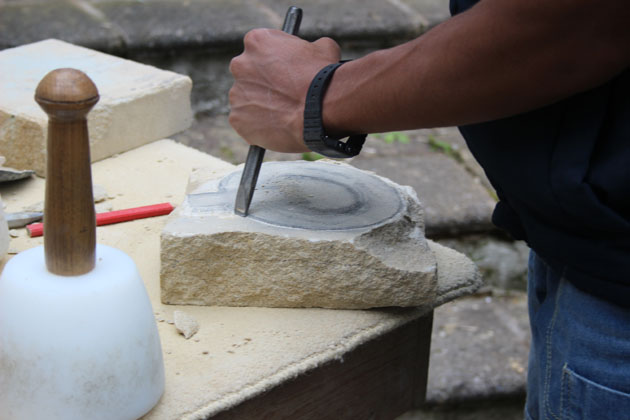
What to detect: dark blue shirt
<box><xmin>450</xmin><ymin>0</ymin><xmax>630</xmax><ymax>306</ymax></box>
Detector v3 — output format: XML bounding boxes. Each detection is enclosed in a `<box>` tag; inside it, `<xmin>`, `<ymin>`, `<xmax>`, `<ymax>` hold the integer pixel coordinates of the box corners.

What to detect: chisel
<box><xmin>234</xmin><ymin>6</ymin><xmax>303</xmax><ymax>216</ymax></box>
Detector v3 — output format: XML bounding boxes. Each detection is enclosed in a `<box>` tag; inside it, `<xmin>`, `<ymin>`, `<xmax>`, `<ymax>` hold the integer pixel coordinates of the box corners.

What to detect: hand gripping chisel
<box><xmin>234</xmin><ymin>6</ymin><xmax>303</xmax><ymax>216</ymax></box>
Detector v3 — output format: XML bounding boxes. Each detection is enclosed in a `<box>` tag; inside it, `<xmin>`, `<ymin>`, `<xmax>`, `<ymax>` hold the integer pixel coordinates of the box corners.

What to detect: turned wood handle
<box><xmin>35</xmin><ymin>68</ymin><xmax>99</xmax><ymax>276</ymax></box>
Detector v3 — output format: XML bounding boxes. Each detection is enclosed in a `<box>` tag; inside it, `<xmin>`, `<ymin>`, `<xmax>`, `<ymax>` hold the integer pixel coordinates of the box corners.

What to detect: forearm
<box><xmin>324</xmin><ymin>0</ymin><xmax>630</xmax><ymax>134</ymax></box>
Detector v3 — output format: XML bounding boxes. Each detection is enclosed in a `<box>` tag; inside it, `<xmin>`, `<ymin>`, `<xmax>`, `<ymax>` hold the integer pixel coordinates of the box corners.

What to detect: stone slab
<box><xmin>0</xmin><ymin>39</ymin><xmax>193</xmax><ymax>175</ymax></box>
<box><xmin>161</xmin><ymin>160</ymin><xmax>439</xmax><ymax>309</ymax></box>
<box><xmin>94</xmin><ymin>0</ymin><xmax>272</xmax><ymax>52</ymax></box>
<box><xmin>0</xmin><ymin>1</ymin><xmax>123</xmax><ymax>52</ymax></box>
<box><xmin>426</xmin><ymin>293</ymin><xmax>529</xmax><ymax>404</ymax></box>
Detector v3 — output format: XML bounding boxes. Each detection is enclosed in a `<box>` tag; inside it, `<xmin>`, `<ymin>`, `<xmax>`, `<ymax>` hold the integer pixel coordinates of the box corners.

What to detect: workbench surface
<box><xmin>0</xmin><ymin>140</ymin><xmax>480</xmax><ymax>419</ymax></box>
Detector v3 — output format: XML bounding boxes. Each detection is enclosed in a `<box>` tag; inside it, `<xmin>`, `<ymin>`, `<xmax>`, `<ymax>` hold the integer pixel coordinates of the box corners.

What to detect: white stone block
<box><xmin>0</xmin><ymin>39</ymin><xmax>193</xmax><ymax>176</ymax></box>
<box><xmin>161</xmin><ymin>160</ymin><xmax>438</xmax><ymax>309</ymax></box>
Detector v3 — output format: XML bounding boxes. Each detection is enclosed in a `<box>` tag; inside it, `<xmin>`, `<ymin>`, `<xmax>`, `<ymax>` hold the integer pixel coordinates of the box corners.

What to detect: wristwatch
<box><xmin>303</xmin><ymin>62</ymin><xmax>367</xmax><ymax>158</ymax></box>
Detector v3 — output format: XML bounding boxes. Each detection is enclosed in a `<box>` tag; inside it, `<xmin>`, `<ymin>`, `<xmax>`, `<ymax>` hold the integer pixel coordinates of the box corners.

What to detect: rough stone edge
<box><xmin>160</xmin><ymin>219</ymin><xmax>438</xmax><ymax>309</ymax></box>
<box><xmin>0</xmin><ymin>109</ymin><xmax>46</xmax><ymax>175</ymax></box>
<box><xmin>428</xmin><ymin>239</ymin><xmax>482</xmax><ymax>306</ymax></box>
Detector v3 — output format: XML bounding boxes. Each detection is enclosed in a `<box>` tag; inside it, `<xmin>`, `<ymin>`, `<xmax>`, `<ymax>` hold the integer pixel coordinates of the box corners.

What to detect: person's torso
<box><xmin>449</xmin><ymin>0</ymin><xmax>630</xmax><ymax>306</ymax></box>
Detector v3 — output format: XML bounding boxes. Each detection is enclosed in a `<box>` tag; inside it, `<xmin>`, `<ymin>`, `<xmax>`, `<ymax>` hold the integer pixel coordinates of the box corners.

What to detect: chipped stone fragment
<box><xmin>174</xmin><ymin>310</ymin><xmax>199</xmax><ymax>339</ymax></box>
<box><xmin>0</xmin><ymin>166</ymin><xmax>34</xmax><ymax>183</ymax></box>
<box><xmin>161</xmin><ymin>160</ymin><xmax>438</xmax><ymax>309</ymax></box>
<box><xmin>92</xmin><ymin>184</ymin><xmax>109</xmax><ymax>203</ymax></box>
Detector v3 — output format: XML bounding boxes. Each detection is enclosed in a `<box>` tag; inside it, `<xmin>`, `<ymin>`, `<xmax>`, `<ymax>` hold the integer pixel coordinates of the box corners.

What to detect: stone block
<box><xmin>0</xmin><ymin>39</ymin><xmax>193</xmax><ymax>176</ymax></box>
<box><xmin>161</xmin><ymin>160</ymin><xmax>438</xmax><ymax>309</ymax></box>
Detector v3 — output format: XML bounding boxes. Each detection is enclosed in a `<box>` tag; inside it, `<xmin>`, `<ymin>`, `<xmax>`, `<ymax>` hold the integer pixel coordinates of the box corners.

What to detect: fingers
<box><xmin>312</xmin><ymin>37</ymin><xmax>342</xmax><ymax>61</ymax></box>
<box><xmin>231</xmin><ymin>30</ymin><xmax>341</xmax><ymax>78</ymax></box>
<box><xmin>230</xmin><ymin>29</ymin><xmax>272</xmax><ymax>77</ymax></box>
<box><xmin>228</xmin><ymin>55</ymin><xmax>243</xmax><ymax>79</ymax></box>
<box><xmin>242</xmin><ymin>28</ymin><xmax>273</xmax><ymax>51</ymax></box>
<box><xmin>240</xmin><ymin>29</ymin><xmax>340</xmax><ymax>60</ymax></box>
<box><xmin>242</xmin><ymin>28</ymin><xmax>295</xmax><ymax>53</ymax></box>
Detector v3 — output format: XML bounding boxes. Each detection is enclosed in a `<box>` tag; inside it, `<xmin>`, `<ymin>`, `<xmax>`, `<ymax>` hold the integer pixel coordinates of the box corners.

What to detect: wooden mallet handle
<box><xmin>35</xmin><ymin>68</ymin><xmax>99</xmax><ymax>276</ymax></box>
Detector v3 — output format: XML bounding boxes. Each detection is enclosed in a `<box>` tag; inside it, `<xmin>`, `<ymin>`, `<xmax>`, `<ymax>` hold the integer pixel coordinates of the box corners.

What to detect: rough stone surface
<box><xmin>426</xmin><ymin>294</ymin><xmax>530</xmax><ymax>404</ymax></box>
<box><xmin>161</xmin><ymin>160</ymin><xmax>438</xmax><ymax>309</ymax></box>
<box><xmin>0</xmin><ymin>39</ymin><xmax>193</xmax><ymax>175</ymax></box>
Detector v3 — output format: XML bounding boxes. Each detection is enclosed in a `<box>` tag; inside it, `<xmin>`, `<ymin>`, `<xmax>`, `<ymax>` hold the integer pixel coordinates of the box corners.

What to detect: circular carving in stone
<box><xmin>221</xmin><ymin>161</ymin><xmax>405</xmax><ymax>230</ymax></box>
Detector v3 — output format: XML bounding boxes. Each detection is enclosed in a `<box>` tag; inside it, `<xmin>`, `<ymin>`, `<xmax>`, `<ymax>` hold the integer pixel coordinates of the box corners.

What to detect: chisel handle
<box><xmin>282</xmin><ymin>6</ymin><xmax>302</xmax><ymax>35</ymax></box>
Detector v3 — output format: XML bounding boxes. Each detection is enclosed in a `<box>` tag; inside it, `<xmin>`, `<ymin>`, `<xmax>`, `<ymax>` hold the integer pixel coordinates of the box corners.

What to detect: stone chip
<box><xmin>173</xmin><ymin>310</ymin><xmax>199</xmax><ymax>339</ymax></box>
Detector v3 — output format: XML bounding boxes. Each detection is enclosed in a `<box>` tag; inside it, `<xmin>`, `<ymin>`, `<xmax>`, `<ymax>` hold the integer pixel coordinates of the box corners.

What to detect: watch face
<box><xmin>187</xmin><ymin>161</ymin><xmax>405</xmax><ymax>231</ymax></box>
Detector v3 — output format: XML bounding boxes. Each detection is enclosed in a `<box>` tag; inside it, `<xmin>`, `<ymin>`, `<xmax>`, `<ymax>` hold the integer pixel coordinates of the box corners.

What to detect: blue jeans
<box><xmin>525</xmin><ymin>251</ymin><xmax>630</xmax><ymax>420</ymax></box>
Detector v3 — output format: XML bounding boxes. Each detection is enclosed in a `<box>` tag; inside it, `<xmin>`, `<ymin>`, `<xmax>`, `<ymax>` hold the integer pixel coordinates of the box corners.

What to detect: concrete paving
<box><xmin>0</xmin><ymin>0</ymin><xmax>531</xmax><ymax>417</ymax></box>
<box><xmin>0</xmin><ymin>0</ymin><xmax>447</xmax><ymax>53</ymax></box>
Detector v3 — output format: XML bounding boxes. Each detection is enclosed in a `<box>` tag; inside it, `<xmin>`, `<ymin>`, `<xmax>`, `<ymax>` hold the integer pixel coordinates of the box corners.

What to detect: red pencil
<box><xmin>27</xmin><ymin>202</ymin><xmax>174</xmax><ymax>238</ymax></box>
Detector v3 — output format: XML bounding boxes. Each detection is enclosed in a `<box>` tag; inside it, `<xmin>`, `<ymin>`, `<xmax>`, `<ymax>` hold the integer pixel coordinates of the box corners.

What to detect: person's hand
<box><xmin>229</xmin><ymin>29</ymin><xmax>341</xmax><ymax>153</ymax></box>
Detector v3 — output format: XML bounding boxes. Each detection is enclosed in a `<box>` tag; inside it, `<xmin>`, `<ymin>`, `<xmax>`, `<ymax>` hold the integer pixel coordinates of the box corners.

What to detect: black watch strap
<box><xmin>303</xmin><ymin>62</ymin><xmax>366</xmax><ymax>158</ymax></box>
